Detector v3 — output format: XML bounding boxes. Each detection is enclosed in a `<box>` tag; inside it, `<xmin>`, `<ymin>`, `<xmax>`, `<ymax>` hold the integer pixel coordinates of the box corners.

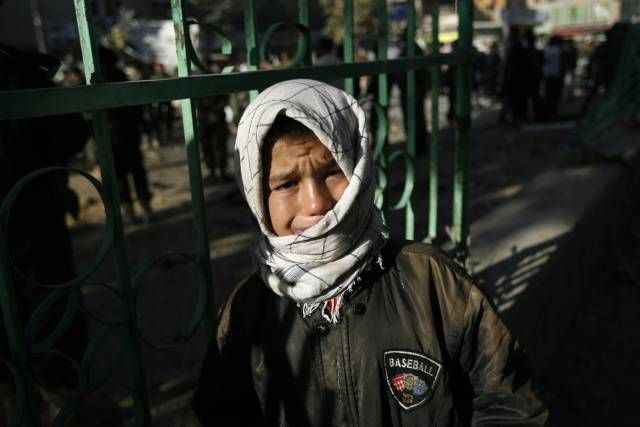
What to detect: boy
<box><xmin>193</xmin><ymin>79</ymin><xmax>548</xmax><ymax>426</ymax></box>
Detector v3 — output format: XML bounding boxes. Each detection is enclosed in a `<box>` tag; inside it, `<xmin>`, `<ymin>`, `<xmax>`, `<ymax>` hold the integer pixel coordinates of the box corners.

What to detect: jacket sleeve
<box><xmin>192</xmin><ymin>285</ymin><xmax>265</xmax><ymax>427</ymax></box>
<box><xmin>460</xmin><ymin>286</ymin><xmax>549</xmax><ymax>426</ymax></box>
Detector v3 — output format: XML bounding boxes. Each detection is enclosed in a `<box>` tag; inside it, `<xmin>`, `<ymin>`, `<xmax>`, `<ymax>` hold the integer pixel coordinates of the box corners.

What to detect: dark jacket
<box><xmin>193</xmin><ymin>241</ymin><xmax>548</xmax><ymax>426</ymax></box>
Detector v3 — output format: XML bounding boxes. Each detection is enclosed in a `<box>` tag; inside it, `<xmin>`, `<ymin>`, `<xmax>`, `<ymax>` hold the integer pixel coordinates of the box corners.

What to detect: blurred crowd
<box><xmin>2</xmin><ymin>22</ymin><xmax>632</xmax><ymax>235</ymax></box>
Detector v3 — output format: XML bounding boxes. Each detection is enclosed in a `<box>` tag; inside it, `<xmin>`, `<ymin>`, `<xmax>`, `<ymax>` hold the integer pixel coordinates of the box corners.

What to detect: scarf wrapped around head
<box><xmin>234</xmin><ymin>79</ymin><xmax>387</xmax><ymax>305</ymax></box>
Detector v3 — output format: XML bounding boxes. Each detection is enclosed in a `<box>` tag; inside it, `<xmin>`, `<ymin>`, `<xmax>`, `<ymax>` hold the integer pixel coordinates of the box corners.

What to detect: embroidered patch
<box><xmin>383</xmin><ymin>350</ymin><xmax>442</xmax><ymax>410</ymax></box>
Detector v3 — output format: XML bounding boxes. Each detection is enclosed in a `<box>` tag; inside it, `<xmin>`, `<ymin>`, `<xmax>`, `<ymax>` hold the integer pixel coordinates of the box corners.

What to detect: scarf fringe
<box><xmin>300</xmin><ymin>254</ymin><xmax>385</xmax><ymax>324</ymax></box>
<box><xmin>302</xmin><ymin>294</ymin><xmax>344</xmax><ymax>324</ymax></box>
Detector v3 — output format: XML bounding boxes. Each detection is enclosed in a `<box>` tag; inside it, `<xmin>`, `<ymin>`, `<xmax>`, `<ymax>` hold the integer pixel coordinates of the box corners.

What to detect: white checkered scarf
<box><xmin>234</xmin><ymin>79</ymin><xmax>387</xmax><ymax>304</ymax></box>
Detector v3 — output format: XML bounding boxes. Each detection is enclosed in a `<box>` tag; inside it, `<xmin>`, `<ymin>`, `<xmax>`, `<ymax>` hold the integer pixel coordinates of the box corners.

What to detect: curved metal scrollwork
<box><xmin>259</xmin><ymin>21</ymin><xmax>311</xmax><ymax>69</ymax></box>
<box><xmin>184</xmin><ymin>18</ymin><xmax>236</xmax><ymax>74</ymax></box>
<box><xmin>387</xmin><ymin>150</ymin><xmax>415</xmax><ymax>211</ymax></box>
<box><xmin>363</xmin><ymin>99</ymin><xmax>389</xmax><ymax>210</ymax></box>
<box><xmin>24</xmin><ymin>288</ymin><xmax>83</xmax><ymax>354</ymax></box>
<box><xmin>0</xmin><ymin>356</ymin><xmax>27</xmax><ymax>425</ymax></box>
<box><xmin>132</xmin><ymin>252</ymin><xmax>208</xmax><ymax>351</ymax></box>
<box><xmin>29</xmin><ymin>349</ymin><xmax>87</xmax><ymax>397</ymax></box>
<box><xmin>80</xmin><ymin>324</ymin><xmax>128</xmax><ymax>391</ymax></box>
<box><xmin>0</xmin><ymin>166</ymin><xmax>130</xmax><ymax>425</ymax></box>
<box><xmin>0</xmin><ymin>167</ymin><xmax>115</xmax><ymax>289</ymax></box>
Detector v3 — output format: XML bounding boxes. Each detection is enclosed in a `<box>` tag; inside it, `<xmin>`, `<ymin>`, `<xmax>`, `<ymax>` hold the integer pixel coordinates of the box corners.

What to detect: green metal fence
<box><xmin>0</xmin><ymin>0</ymin><xmax>473</xmax><ymax>424</ymax></box>
<box><xmin>577</xmin><ymin>23</ymin><xmax>640</xmax><ymax>146</ymax></box>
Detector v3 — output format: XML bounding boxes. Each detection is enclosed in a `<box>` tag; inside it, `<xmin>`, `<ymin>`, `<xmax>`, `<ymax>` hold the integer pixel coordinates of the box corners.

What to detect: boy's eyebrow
<box><xmin>322</xmin><ymin>158</ymin><xmax>341</xmax><ymax>170</ymax></box>
<box><xmin>268</xmin><ymin>167</ymin><xmax>297</xmax><ymax>184</ymax></box>
<box><xmin>267</xmin><ymin>157</ymin><xmax>341</xmax><ymax>184</ymax></box>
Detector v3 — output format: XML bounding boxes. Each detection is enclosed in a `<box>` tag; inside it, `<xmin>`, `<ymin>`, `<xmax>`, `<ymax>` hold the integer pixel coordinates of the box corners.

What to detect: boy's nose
<box><xmin>301</xmin><ymin>180</ymin><xmax>334</xmax><ymax>216</ymax></box>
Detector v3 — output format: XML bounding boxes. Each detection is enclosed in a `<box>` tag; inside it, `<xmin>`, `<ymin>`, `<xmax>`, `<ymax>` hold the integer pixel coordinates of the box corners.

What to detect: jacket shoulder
<box><xmin>395</xmin><ymin>241</ymin><xmax>475</xmax><ymax>286</ymax></box>
<box><xmin>392</xmin><ymin>240</ymin><xmax>503</xmax><ymax>335</ymax></box>
<box><xmin>217</xmin><ymin>273</ymin><xmax>270</xmax><ymax>340</ymax></box>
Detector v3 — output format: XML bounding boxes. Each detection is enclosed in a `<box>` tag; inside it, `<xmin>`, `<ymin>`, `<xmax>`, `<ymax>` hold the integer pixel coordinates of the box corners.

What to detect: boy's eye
<box><xmin>326</xmin><ymin>168</ymin><xmax>344</xmax><ymax>178</ymax></box>
<box><xmin>274</xmin><ymin>181</ymin><xmax>295</xmax><ymax>191</ymax></box>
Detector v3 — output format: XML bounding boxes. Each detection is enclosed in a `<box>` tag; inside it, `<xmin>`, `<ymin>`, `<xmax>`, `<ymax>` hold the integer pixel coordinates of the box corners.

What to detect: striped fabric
<box><xmin>234</xmin><ymin>79</ymin><xmax>387</xmax><ymax>305</ymax></box>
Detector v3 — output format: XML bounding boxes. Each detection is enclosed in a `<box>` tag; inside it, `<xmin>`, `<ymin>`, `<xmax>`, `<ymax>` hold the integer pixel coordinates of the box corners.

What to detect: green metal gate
<box><xmin>0</xmin><ymin>0</ymin><xmax>473</xmax><ymax>424</ymax></box>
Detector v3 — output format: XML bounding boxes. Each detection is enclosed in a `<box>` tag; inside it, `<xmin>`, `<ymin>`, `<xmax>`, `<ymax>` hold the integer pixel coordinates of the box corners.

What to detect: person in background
<box><xmin>542</xmin><ymin>36</ymin><xmax>565</xmax><ymax>121</ymax></box>
<box><xmin>148</xmin><ymin>62</ymin><xmax>175</xmax><ymax>147</ymax></box>
<box><xmin>523</xmin><ymin>29</ymin><xmax>544</xmax><ymax>121</ymax></box>
<box><xmin>562</xmin><ymin>38</ymin><xmax>578</xmax><ymax>101</ymax></box>
<box><xmin>485</xmin><ymin>41</ymin><xmax>502</xmax><ymax>100</ymax></box>
<box><xmin>198</xmin><ymin>60</ymin><xmax>231</xmax><ymax>182</ymax></box>
<box><xmin>582</xmin><ymin>22</ymin><xmax>629</xmax><ymax>114</ymax></box>
<box><xmin>313</xmin><ymin>36</ymin><xmax>343</xmax><ymax>89</ymax></box>
<box><xmin>99</xmin><ymin>47</ymin><xmax>154</xmax><ymax>224</ymax></box>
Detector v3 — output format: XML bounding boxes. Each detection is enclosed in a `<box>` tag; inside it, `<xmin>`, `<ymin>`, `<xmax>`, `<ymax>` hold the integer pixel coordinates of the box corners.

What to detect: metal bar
<box><xmin>373</xmin><ymin>0</ymin><xmax>389</xmax><ymax>212</ymax></box>
<box><xmin>376</xmin><ymin>0</ymin><xmax>388</xmax><ymax>107</ymax></box>
<box><xmin>170</xmin><ymin>0</ymin><xmax>216</xmax><ymax>339</ymax></box>
<box><xmin>243</xmin><ymin>0</ymin><xmax>259</xmax><ymax>100</ymax></box>
<box><xmin>452</xmin><ymin>0</ymin><xmax>473</xmax><ymax>253</ymax></box>
<box><xmin>298</xmin><ymin>0</ymin><xmax>312</xmax><ymax>66</ymax></box>
<box><xmin>74</xmin><ymin>0</ymin><xmax>151</xmax><ymax>424</ymax></box>
<box><xmin>428</xmin><ymin>3</ymin><xmax>440</xmax><ymax>241</ymax></box>
<box><xmin>404</xmin><ymin>0</ymin><xmax>417</xmax><ymax>240</ymax></box>
<box><xmin>1</xmin><ymin>54</ymin><xmax>465</xmax><ymax>120</ymax></box>
<box><xmin>343</xmin><ymin>0</ymin><xmax>355</xmax><ymax>95</ymax></box>
<box><xmin>405</xmin><ymin>0</ymin><xmax>416</xmax><ymax>158</ymax></box>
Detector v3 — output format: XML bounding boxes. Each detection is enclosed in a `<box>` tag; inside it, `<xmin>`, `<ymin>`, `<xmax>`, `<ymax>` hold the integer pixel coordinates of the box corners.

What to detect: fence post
<box><xmin>243</xmin><ymin>0</ymin><xmax>260</xmax><ymax>100</ymax></box>
<box><xmin>298</xmin><ymin>0</ymin><xmax>312</xmax><ymax>66</ymax></box>
<box><xmin>170</xmin><ymin>0</ymin><xmax>216</xmax><ymax>338</ymax></box>
<box><xmin>404</xmin><ymin>0</ymin><xmax>417</xmax><ymax>240</ymax></box>
<box><xmin>343</xmin><ymin>0</ymin><xmax>355</xmax><ymax>96</ymax></box>
<box><xmin>428</xmin><ymin>3</ymin><xmax>441</xmax><ymax>242</ymax></box>
<box><xmin>73</xmin><ymin>0</ymin><xmax>151</xmax><ymax>423</ymax></box>
<box><xmin>453</xmin><ymin>0</ymin><xmax>473</xmax><ymax>256</ymax></box>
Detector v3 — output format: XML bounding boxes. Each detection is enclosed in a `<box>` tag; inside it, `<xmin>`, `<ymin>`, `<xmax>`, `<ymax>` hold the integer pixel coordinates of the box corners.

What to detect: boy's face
<box><xmin>264</xmin><ymin>134</ymin><xmax>348</xmax><ymax>236</ymax></box>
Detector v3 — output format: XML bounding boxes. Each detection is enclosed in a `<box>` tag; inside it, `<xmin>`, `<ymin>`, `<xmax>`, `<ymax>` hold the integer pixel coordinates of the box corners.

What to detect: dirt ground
<box><xmin>21</xmin><ymin>89</ymin><xmax>638</xmax><ymax>425</ymax></box>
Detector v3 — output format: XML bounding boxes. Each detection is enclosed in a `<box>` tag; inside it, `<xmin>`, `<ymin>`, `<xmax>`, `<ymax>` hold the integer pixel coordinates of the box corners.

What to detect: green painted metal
<box><xmin>74</xmin><ymin>0</ymin><xmax>151</xmax><ymax>424</ymax></box>
<box><xmin>373</xmin><ymin>0</ymin><xmax>390</xmax><ymax>211</ymax></box>
<box><xmin>298</xmin><ymin>0</ymin><xmax>312</xmax><ymax>66</ymax></box>
<box><xmin>132</xmin><ymin>253</ymin><xmax>208</xmax><ymax>349</ymax></box>
<box><xmin>405</xmin><ymin>0</ymin><xmax>417</xmax><ymax>158</ymax></box>
<box><xmin>185</xmin><ymin>19</ymin><xmax>234</xmax><ymax>74</ymax></box>
<box><xmin>170</xmin><ymin>0</ymin><xmax>216</xmax><ymax>341</ymax></box>
<box><xmin>260</xmin><ymin>22</ymin><xmax>311</xmax><ymax>68</ymax></box>
<box><xmin>0</xmin><ymin>0</ymin><xmax>475</xmax><ymax>423</ymax></box>
<box><xmin>405</xmin><ymin>0</ymin><xmax>417</xmax><ymax>240</ymax></box>
<box><xmin>453</xmin><ymin>0</ymin><xmax>474</xmax><ymax>254</ymax></box>
<box><xmin>577</xmin><ymin>24</ymin><xmax>640</xmax><ymax>146</ymax></box>
<box><xmin>376</xmin><ymin>0</ymin><xmax>389</xmax><ymax>107</ymax></box>
<box><xmin>0</xmin><ymin>54</ymin><xmax>465</xmax><ymax>120</ymax></box>
<box><xmin>243</xmin><ymin>0</ymin><xmax>259</xmax><ymax>100</ymax></box>
<box><xmin>343</xmin><ymin>0</ymin><xmax>355</xmax><ymax>96</ymax></box>
<box><xmin>428</xmin><ymin>3</ymin><xmax>440</xmax><ymax>242</ymax></box>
